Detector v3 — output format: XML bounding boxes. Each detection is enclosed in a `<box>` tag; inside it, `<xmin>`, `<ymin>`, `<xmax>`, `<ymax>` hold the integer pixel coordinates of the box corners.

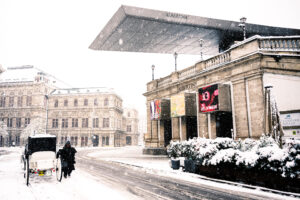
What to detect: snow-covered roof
<box><xmin>0</xmin><ymin>65</ymin><xmax>37</xmax><ymax>83</ymax></box>
<box><xmin>29</xmin><ymin>134</ymin><xmax>56</xmax><ymax>138</ymax></box>
<box><xmin>0</xmin><ymin>65</ymin><xmax>69</xmax><ymax>88</ymax></box>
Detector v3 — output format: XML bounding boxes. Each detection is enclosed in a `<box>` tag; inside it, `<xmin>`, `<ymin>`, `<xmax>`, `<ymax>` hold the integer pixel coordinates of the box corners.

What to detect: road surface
<box><xmin>76</xmin><ymin>148</ymin><xmax>284</xmax><ymax>200</ymax></box>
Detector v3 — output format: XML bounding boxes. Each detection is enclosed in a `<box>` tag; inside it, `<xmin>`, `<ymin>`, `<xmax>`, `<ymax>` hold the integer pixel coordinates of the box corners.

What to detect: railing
<box><xmin>204</xmin><ymin>51</ymin><xmax>231</xmax><ymax>69</ymax></box>
<box><xmin>259</xmin><ymin>37</ymin><xmax>300</xmax><ymax>51</ymax></box>
<box><xmin>178</xmin><ymin>66</ymin><xmax>196</xmax><ymax>79</ymax></box>
<box><xmin>155</xmin><ymin>36</ymin><xmax>300</xmax><ymax>90</ymax></box>
<box><xmin>157</xmin><ymin>76</ymin><xmax>172</xmax><ymax>87</ymax></box>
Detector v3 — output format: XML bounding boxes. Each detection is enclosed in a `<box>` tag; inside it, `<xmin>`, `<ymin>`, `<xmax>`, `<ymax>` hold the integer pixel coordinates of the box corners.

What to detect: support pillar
<box><xmin>171</xmin><ymin>117</ymin><xmax>180</xmax><ymax>141</ymax></box>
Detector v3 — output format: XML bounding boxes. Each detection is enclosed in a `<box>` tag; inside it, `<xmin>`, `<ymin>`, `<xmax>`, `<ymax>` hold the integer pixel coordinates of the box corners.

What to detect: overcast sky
<box><xmin>1</xmin><ymin>0</ymin><xmax>300</xmax><ymax>117</ymax></box>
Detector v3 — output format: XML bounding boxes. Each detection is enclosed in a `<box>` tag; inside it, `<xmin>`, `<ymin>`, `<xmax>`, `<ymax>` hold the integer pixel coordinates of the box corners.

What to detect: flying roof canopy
<box><xmin>90</xmin><ymin>5</ymin><xmax>300</xmax><ymax>55</ymax></box>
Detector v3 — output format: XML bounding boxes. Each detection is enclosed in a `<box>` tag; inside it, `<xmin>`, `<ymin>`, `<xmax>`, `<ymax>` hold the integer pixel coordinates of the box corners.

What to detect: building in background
<box><xmin>0</xmin><ymin>65</ymin><xmax>139</xmax><ymax>147</ymax></box>
<box><xmin>122</xmin><ymin>108</ymin><xmax>139</xmax><ymax>146</ymax></box>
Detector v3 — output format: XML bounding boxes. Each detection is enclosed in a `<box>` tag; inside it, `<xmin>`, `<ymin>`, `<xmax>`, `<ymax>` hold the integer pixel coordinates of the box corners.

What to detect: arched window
<box><xmin>54</xmin><ymin>99</ymin><xmax>58</xmax><ymax>107</ymax></box>
<box><xmin>104</xmin><ymin>98</ymin><xmax>109</xmax><ymax>106</ymax></box>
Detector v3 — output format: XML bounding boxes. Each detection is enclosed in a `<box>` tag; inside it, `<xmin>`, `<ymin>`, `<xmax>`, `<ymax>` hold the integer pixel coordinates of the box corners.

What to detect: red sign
<box><xmin>198</xmin><ymin>84</ymin><xmax>219</xmax><ymax>112</ymax></box>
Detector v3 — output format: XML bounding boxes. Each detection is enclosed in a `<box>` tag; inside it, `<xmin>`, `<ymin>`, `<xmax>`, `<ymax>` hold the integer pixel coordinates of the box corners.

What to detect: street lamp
<box><xmin>151</xmin><ymin>65</ymin><xmax>155</xmax><ymax>81</ymax></box>
<box><xmin>199</xmin><ymin>39</ymin><xmax>204</xmax><ymax>61</ymax></box>
<box><xmin>238</xmin><ymin>17</ymin><xmax>247</xmax><ymax>40</ymax></box>
<box><xmin>174</xmin><ymin>52</ymin><xmax>178</xmax><ymax>72</ymax></box>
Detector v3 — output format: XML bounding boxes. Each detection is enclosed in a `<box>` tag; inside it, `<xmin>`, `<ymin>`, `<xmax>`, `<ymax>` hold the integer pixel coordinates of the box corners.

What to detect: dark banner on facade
<box><xmin>198</xmin><ymin>84</ymin><xmax>219</xmax><ymax>112</ymax></box>
<box><xmin>150</xmin><ymin>100</ymin><xmax>161</xmax><ymax>120</ymax></box>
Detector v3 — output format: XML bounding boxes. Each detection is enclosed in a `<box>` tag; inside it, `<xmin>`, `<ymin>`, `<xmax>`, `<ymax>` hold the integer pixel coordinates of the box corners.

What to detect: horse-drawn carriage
<box><xmin>21</xmin><ymin>134</ymin><xmax>63</xmax><ymax>186</ymax></box>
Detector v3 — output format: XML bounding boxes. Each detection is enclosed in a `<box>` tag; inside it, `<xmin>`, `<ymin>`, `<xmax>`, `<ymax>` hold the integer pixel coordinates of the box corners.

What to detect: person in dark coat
<box><xmin>57</xmin><ymin>141</ymin><xmax>77</xmax><ymax>178</ymax></box>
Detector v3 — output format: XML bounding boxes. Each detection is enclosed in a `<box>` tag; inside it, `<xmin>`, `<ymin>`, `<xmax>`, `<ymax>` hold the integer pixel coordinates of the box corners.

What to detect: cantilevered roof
<box><xmin>89</xmin><ymin>5</ymin><xmax>300</xmax><ymax>55</ymax></box>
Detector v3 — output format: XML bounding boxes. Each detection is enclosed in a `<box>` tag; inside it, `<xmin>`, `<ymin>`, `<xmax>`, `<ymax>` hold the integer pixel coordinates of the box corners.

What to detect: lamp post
<box><xmin>199</xmin><ymin>39</ymin><xmax>204</xmax><ymax>61</ymax></box>
<box><xmin>151</xmin><ymin>65</ymin><xmax>155</xmax><ymax>81</ymax></box>
<box><xmin>174</xmin><ymin>52</ymin><xmax>178</xmax><ymax>72</ymax></box>
<box><xmin>238</xmin><ymin>17</ymin><xmax>247</xmax><ymax>40</ymax></box>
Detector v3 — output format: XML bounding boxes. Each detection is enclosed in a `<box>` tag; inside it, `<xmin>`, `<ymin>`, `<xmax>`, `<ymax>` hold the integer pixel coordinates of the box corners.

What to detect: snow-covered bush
<box><xmin>208</xmin><ymin>148</ymin><xmax>239</xmax><ymax>166</ymax></box>
<box><xmin>256</xmin><ymin>144</ymin><xmax>288</xmax><ymax>174</ymax></box>
<box><xmin>181</xmin><ymin>139</ymin><xmax>197</xmax><ymax>160</ymax></box>
<box><xmin>211</xmin><ymin>137</ymin><xmax>238</xmax><ymax>150</ymax></box>
<box><xmin>167</xmin><ymin>141</ymin><xmax>182</xmax><ymax>159</ymax></box>
<box><xmin>282</xmin><ymin>140</ymin><xmax>300</xmax><ymax>178</ymax></box>
<box><xmin>168</xmin><ymin>136</ymin><xmax>299</xmax><ymax>179</ymax></box>
<box><xmin>237</xmin><ymin>138</ymin><xmax>258</xmax><ymax>152</ymax></box>
<box><xmin>236</xmin><ymin>151</ymin><xmax>259</xmax><ymax>168</ymax></box>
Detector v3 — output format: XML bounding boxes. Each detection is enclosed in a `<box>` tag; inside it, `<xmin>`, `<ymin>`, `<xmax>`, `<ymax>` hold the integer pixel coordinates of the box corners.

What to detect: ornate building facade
<box><xmin>0</xmin><ymin>66</ymin><xmax>139</xmax><ymax>147</ymax></box>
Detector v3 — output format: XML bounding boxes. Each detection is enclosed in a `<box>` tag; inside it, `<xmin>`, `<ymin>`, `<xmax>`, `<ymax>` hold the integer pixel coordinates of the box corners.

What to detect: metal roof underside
<box><xmin>89</xmin><ymin>5</ymin><xmax>300</xmax><ymax>55</ymax></box>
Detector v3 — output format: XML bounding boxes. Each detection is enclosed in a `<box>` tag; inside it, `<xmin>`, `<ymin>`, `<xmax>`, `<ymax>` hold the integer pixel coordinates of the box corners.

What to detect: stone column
<box><xmin>210</xmin><ymin>113</ymin><xmax>216</xmax><ymax>139</ymax></box>
<box><xmin>159</xmin><ymin>120</ymin><xmax>165</xmax><ymax>147</ymax></box>
<box><xmin>145</xmin><ymin>101</ymin><xmax>152</xmax><ymax>147</ymax></box>
<box><xmin>150</xmin><ymin>120</ymin><xmax>159</xmax><ymax>147</ymax></box>
<box><xmin>171</xmin><ymin>117</ymin><xmax>180</xmax><ymax>141</ymax></box>
<box><xmin>199</xmin><ymin>113</ymin><xmax>208</xmax><ymax>138</ymax></box>
<box><xmin>181</xmin><ymin>117</ymin><xmax>187</xmax><ymax>141</ymax></box>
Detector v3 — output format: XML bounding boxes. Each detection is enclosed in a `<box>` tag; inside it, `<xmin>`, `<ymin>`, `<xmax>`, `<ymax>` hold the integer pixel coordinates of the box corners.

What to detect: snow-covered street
<box><xmin>1</xmin><ymin>146</ymin><xmax>299</xmax><ymax>200</ymax></box>
<box><xmin>0</xmin><ymin>147</ymin><xmax>137</xmax><ymax>200</ymax></box>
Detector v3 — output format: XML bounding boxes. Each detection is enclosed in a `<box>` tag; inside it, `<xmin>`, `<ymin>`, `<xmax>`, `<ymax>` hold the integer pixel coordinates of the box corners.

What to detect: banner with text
<box><xmin>198</xmin><ymin>84</ymin><xmax>219</xmax><ymax>112</ymax></box>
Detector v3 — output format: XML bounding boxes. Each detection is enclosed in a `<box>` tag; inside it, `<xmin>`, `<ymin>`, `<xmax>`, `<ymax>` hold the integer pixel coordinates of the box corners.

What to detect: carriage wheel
<box><xmin>56</xmin><ymin>156</ymin><xmax>62</xmax><ymax>182</ymax></box>
<box><xmin>25</xmin><ymin>158</ymin><xmax>29</xmax><ymax>186</ymax></box>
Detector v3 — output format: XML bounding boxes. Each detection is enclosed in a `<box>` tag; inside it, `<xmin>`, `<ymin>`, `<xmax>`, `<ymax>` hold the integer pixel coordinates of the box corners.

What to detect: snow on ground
<box><xmin>0</xmin><ymin>147</ymin><xmax>135</xmax><ymax>200</ymax></box>
<box><xmin>87</xmin><ymin>146</ymin><xmax>300</xmax><ymax>200</ymax></box>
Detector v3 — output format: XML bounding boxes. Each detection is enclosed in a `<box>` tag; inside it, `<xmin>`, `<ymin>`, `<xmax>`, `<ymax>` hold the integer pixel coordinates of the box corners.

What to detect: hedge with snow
<box><xmin>167</xmin><ymin>135</ymin><xmax>300</xmax><ymax>179</ymax></box>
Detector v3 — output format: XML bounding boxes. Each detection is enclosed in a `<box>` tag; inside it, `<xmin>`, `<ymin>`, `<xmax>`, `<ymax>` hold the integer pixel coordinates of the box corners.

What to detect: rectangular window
<box><xmin>94</xmin><ymin>98</ymin><xmax>98</xmax><ymax>106</ymax></box>
<box><xmin>9</xmin><ymin>97</ymin><xmax>14</xmax><ymax>107</ymax></box>
<box><xmin>127</xmin><ymin>125</ymin><xmax>132</xmax><ymax>132</ymax></box>
<box><xmin>74</xmin><ymin>99</ymin><xmax>78</xmax><ymax>107</ymax></box>
<box><xmin>93</xmin><ymin>118</ymin><xmax>99</xmax><ymax>128</ymax></box>
<box><xmin>16</xmin><ymin>118</ymin><xmax>21</xmax><ymax>128</ymax></box>
<box><xmin>17</xmin><ymin>96</ymin><xmax>23</xmax><ymax>107</ymax></box>
<box><xmin>82</xmin><ymin>118</ymin><xmax>88</xmax><ymax>128</ymax></box>
<box><xmin>72</xmin><ymin>118</ymin><xmax>78</xmax><ymax>127</ymax></box>
<box><xmin>103</xmin><ymin>118</ymin><xmax>109</xmax><ymax>128</ymax></box>
<box><xmin>25</xmin><ymin>118</ymin><xmax>30</xmax><ymax>127</ymax></box>
<box><xmin>26</xmin><ymin>96</ymin><xmax>32</xmax><ymax>106</ymax></box>
<box><xmin>75</xmin><ymin>136</ymin><xmax>78</xmax><ymax>146</ymax></box>
<box><xmin>60</xmin><ymin>137</ymin><xmax>64</xmax><ymax>145</ymax></box>
<box><xmin>62</xmin><ymin>119</ymin><xmax>68</xmax><ymax>128</ymax></box>
<box><xmin>52</xmin><ymin>119</ymin><xmax>58</xmax><ymax>128</ymax></box>
<box><xmin>102</xmin><ymin>137</ymin><xmax>105</xmax><ymax>146</ymax></box>
<box><xmin>0</xmin><ymin>97</ymin><xmax>5</xmax><ymax>107</ymax></box>
<box><xmin>7</xmin><ymin>118</ymin><xmax>13</xmax><ymax>127</ymax></box>
<box><xmin>64</xmin><ymin>100</ymin><xmax>68</xmax><ymax>107</ymax></box>
<box><xmin>84</xmin><ymin>99</ymin><xmax>88</xmax><ymax>106</ymax></box>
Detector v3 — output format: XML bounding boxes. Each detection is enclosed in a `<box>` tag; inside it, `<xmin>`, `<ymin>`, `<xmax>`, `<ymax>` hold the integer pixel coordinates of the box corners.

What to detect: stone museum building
<box><xmin>144</xmin><ymin>36</ymin><xmax>300</xmax><ymax>151</ymax></box>
<box><xmin>0</xmin><ymin>66</ymin><xmax>139</xmax><ymax>147</ymax></box>
<box><xmin>89</xmin><ymin>5</ymin><xmax>300</xmax><ymax>153</ymax></box>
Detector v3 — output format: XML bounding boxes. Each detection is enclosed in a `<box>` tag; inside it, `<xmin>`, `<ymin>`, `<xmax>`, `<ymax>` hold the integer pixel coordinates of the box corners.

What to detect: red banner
<box><xmin>198</xmin><ymin>84</ymin><xmax>219</xmax><ymax>112</ymax></box>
